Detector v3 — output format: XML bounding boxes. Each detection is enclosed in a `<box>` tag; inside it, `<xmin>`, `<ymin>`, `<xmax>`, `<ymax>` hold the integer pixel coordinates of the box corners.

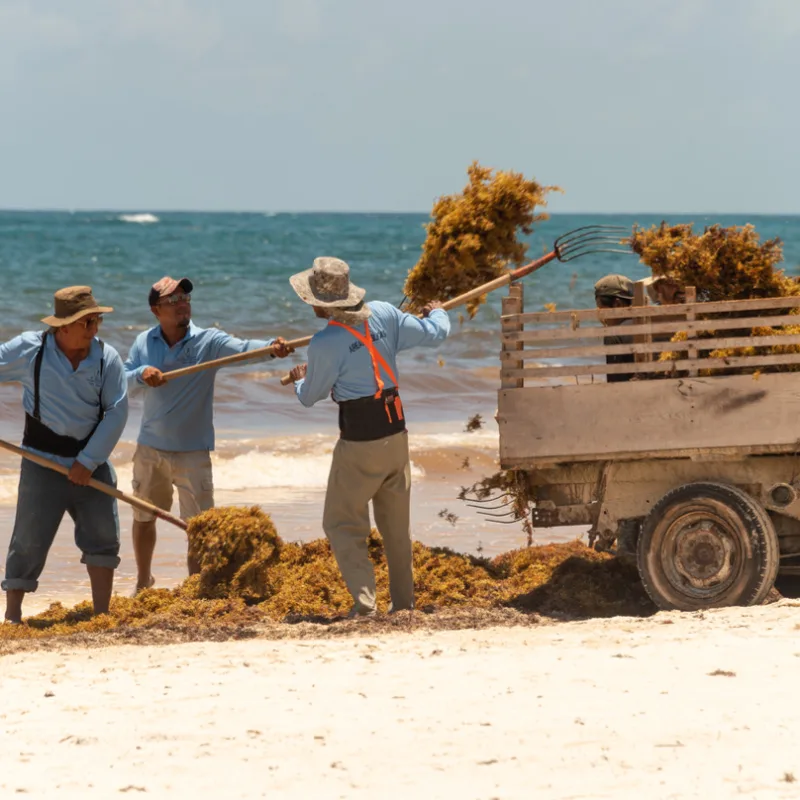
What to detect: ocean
<box><xmin>1</xmin><ymin>210</ymin><xmax>799</xmax><ymax>605</ymax></box>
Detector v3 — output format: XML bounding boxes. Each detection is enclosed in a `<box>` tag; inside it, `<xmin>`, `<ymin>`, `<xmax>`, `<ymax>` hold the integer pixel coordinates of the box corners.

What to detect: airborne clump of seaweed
<box><xmin>403</xmin><ymin>161</ymin><xmax>559</xmax><ymax>317</ymax></box>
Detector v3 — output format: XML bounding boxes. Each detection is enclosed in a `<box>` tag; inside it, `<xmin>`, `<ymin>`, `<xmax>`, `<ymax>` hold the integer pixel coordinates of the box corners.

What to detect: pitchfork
<box><xmin>454</xmin><ymin>224</ymin><xmax>633</xmax><ymax>523</ymax></box>
<box><xmin>395</xmin><ymin>224</ymin><xmax>632</xmax><ymax>310</ymax></box>
<box><xmin>158</xmin><ymin>225</ymin><xmax>632</xmax><ymax>385</ymax></box>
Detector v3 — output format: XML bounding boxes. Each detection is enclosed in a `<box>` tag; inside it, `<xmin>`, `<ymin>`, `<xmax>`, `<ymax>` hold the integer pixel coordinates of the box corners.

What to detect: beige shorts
<box><xmin>131</xmin><ymin>444</ymin><xmax>214</xmax><ymax>523</ymax></box>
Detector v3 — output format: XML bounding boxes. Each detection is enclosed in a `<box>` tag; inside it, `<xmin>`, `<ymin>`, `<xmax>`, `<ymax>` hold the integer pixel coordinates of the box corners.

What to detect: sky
<box><xmin>1</xmin><ymin>0</ymin><xmax>798</xmax><ymax>213</ymax></box>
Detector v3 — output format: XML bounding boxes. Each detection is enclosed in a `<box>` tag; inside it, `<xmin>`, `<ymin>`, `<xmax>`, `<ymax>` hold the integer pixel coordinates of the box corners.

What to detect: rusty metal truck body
<box><xmin>497</xmin><ymin>283</ymin><xmax>800</xmax><ymax>610</ymax></box>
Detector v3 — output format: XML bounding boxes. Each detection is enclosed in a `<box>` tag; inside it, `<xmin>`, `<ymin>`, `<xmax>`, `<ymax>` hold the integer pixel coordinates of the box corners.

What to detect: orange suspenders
<box><xmin>329</xmin><ymin>319</ymin><xmax>404</xmax><ymax>423</ymax></box>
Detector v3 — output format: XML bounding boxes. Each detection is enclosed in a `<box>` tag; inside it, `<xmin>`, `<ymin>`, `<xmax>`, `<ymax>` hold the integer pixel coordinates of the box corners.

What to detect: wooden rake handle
<box><xmin>278</xmin><ymin>250</ymin><xmax>558</xmax><ymax>386</ymax></box>
<box><xmin>160</xmin><ymin>336</ymin><xmax>313</xmax><ymax>383</ymax></box>
<box><xmin>0</xmin><ymin>439</ymin><xmax>188</xmax><ymax>531</ymax></box>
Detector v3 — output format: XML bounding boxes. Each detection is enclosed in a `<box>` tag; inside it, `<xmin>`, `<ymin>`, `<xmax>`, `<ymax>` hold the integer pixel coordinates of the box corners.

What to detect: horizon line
<box><xmin>2</xmin><ymin>208</ymin><xmax>800</xmax><ymax>217</ymax></box>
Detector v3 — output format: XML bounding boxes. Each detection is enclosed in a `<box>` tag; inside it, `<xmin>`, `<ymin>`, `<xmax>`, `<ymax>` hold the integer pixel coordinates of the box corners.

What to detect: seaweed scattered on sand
<box><xmin>0</xmin><ymin>508</ymin><xmax>655</xmax><ymax>645</ymax></box>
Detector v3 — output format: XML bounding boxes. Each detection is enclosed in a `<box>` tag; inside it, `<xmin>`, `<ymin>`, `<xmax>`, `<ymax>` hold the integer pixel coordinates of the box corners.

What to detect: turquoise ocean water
<box><xmin>2</xmin><ymin>210</ymin><xmax>799</xmax><ymax>435</ymax></box>
<box><xmin>1</xmin><ymin>211</ymin><xmax>800</xmax><ymax>596</ymax></box>
<box><xmin>1</xmin><ymin>210</ymin><xmax>799</xmax><ymax>439</ymax></box>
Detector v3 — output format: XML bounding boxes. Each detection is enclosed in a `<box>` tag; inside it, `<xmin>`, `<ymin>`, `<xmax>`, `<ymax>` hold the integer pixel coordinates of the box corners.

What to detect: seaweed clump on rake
<box><xmin>630</xmin><ymin>222</ymin><xmax>800</xmax><ymax>371</ymax></box>
<box><xmin>403</xmin><ymin>161</ymin><xmax>558</xmax><ymax>317</ymax></box>
<box><xmin>187</xmin><ymin>506</ymin><xmax>283</xmax><ymax>602</ymax></box>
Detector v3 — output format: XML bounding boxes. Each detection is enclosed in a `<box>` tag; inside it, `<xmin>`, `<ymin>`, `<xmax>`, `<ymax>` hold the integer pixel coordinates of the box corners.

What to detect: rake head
<box><xmin>463</xmin><ymin>492</ymin><xmax>525</xmax><ymax>524</ymax></box>
<box><xmin>553</xmin><ymin>225</ymin><xmax>632</xmax><ymax>263</ymax></box>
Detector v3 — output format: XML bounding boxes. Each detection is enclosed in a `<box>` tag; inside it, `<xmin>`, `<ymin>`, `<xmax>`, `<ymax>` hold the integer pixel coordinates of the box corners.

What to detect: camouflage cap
<box><xmin>289</xmin><ymin>257</ymin><xmax>370</xmax><ymax>321</ymax></box>
<box><xmin>594</xmin><ymin>274</ymin><xmax>634</xmax><ymax>300</ymax></box>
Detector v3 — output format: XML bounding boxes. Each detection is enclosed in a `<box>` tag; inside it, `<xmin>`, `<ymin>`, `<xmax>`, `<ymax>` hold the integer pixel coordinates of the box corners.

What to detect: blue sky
<box><xmin>1</xmin><ymin>0</ymin><xmax>798</xmax><ymax>212</ymax></box>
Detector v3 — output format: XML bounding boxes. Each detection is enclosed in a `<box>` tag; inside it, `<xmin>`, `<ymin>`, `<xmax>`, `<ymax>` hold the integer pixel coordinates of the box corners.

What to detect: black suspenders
<box><xmin>22</xmin><ymin>334</ymin><xmax>107</xmax><ymax>458</ymax></box>
<box><xmin>31</xmin><ymin>332</ymin><xmax>105</xmax><ymax>422</ymax></box>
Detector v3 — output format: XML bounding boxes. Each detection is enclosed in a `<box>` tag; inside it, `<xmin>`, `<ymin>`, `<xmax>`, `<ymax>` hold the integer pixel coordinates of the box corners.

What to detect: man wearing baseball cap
<box><xmin>124</xmin><ymin>276</ymin><xmax>292</xmax><ymax>592</ymax></box>
<box><xmin>594</xmin><ymin>274</ymin><xmax>635</xmax><ymax>383</ymax></box>
<box><xmin>0</xmin><ymin>286</ymin><xmax>128</xmax><ymax>623</ymax></box>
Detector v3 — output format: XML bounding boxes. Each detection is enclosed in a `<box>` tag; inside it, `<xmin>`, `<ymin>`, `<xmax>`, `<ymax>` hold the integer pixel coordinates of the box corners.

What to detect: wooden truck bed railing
<box><xmin>497</xmin><ymin>284</ymin><xmax>800</xmax><ymax>469</ymax></box>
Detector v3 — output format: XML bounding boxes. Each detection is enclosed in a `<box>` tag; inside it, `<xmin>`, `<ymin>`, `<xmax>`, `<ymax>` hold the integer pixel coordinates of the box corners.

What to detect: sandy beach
<box><xmin>1</xmin><ymin>602</ymin><xmax>799</xmax><ymax>799</ymax></box>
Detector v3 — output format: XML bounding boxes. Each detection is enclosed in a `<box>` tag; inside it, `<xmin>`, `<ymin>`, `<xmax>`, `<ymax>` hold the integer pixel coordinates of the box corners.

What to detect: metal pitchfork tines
<box><xmin>552</xmin><ymin>224</ymin><xmax>631</xmax><ymax>262</ymax></box>
<box><xmin>464</xmin><ymin>492</ymin><xmax>524</xmax><ymax>525</ymax></box>
<box><xmin>397</xmin><ymin>224</ymin><xmax>633</xmax><ymax>309</ymax></box>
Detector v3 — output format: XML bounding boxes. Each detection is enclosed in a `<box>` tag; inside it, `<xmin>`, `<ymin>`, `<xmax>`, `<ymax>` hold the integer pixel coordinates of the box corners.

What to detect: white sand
<box><xmin>3</xmin><ymin>602</ymin><xmax>800</xmax><ymax>799</ymax></box>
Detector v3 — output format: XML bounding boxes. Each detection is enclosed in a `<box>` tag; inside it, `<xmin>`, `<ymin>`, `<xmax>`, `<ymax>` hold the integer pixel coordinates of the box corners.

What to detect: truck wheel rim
<box><xmin>661</xmin><ymin>506</ymin><xmax>743</xmax><ymax>599</ymax></box>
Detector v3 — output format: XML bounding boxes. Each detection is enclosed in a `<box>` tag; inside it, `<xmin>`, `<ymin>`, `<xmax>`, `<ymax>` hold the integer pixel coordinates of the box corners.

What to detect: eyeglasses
<box><xmin>78</xmin><ymin>314</ymin><xmax>103</xmax><ymax>329</ymax></box>
<box><xmin>160</xmin><ymin>292</ymin><xmax>191</xmax><ymax>306</ymax></box>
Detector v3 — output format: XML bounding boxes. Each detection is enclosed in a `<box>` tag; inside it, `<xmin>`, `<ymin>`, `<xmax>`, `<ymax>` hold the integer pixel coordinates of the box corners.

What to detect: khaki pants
<box><xmin>322</xmin><ymin>431</ymin><xmax>412</xmax><ymax>614</ymax></box>
<box><xmin>131</xmin><ymin>444</ymin><xmax>214</xmax><ymax>522</ymax></box>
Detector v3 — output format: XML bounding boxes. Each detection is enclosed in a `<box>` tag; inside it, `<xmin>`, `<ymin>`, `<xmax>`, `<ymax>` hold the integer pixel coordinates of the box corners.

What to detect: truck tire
<box><xmin>637</xmin><ymin>482</ymin><xmax>779</xmax><ymax>611</ymax></box>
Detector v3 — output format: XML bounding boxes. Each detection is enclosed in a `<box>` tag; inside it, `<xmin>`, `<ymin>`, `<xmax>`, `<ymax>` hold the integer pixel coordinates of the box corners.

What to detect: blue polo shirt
<box><xmin>295</xmin><ymin>301</ymin><xmax>450</xmax><ymax>406</ymax></box>
<box><xmin>124</xmin><ymin>321</ymin><xmax>274</xmax><ymax>452</ymax></box>
<box><xmin>0</xmin><ymin>331</ymin><xmax>128</xmax><ymax>470</ymax></box>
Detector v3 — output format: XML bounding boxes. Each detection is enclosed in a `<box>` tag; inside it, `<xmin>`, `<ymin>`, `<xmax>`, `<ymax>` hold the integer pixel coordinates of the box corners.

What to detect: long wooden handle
<box><xmin>279</xmin><ymin>249</ymin><xmax>558</xmax><ymax>385</ymax></box>
<box><xmin>0</xmin><ymin>439</ymin><xmax>188</xmax><ymax>531</ymax></box>
<box><xmin>160</xmin><ymin>335</ymin><xmax>313</xmax><ymax>382</ymax></box>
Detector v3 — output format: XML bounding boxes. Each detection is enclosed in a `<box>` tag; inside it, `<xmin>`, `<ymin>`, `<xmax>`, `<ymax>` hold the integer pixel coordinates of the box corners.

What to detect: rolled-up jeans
<box><xmin>2</xmin><ymin>459</ymin><xmax>121</xmax><ymax>593</ymax></box>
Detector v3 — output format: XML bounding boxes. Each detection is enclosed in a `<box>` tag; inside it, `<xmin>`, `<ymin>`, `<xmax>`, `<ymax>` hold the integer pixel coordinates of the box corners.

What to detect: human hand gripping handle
<box><xmin>421</xmin><ymin>301</ymin><xmax>444</xmax><ymax>316</ymax></box>
<box><xmin>142</xmin><ymin>367</ymin><xmax>167</xmax><ymax>387</ymax></box>
<box><xmin>68</xmin><ymin>461</ymin><xmax>93</xmax><ymax>486</ymax></box>
<box><xmin>288</xmin><ymin>364</ymin><xmax>307</xmax><ymax>383</ymax></box>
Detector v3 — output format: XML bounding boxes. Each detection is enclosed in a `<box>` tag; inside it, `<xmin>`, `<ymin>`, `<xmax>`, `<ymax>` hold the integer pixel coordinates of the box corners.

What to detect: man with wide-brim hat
<box><xmin>287</xmin><ymin>257</ymin><xmax>450</xmax><ymax>618</ymax></box>
<box><xmin>123</xmin><ymin>275</ymin><xmax>294</xmax><ymax>592</ymax></box>
<box><xmin>0</xmin><ymin>286</ymin><xmax>128</xmax><ymax>623</ymax></box>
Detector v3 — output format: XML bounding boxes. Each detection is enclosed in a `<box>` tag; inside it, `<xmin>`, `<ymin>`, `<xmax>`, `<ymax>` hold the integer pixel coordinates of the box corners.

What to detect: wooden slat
<box><xmin>497</xmin><ymin>372</ymin><xmax>800</xmax><ymax>465</ymax></box>
<box><xmin>503</xmin><ymin>313</ymin><xmax>800</xmax><ymax>344</ymax></box>
<box><xmin>507</xmin><ymin>295</ymin><xmax>800</xmax><ymax>325</ymax></box>
<box><xmin>503</xmin><ymin>352</ymin><xmax>800</xmax><ymax>380</ymax></box>
<box><xmin>632</xmin><ymin>281</ymin><xmax>651</xmax><ymax>364</ymax></box>
<box><xmin>501</xmin><ymin>284</ymin><xmax>524</xmax><ymax>389</ymax></box>
<box><xmin>685</xmin><ymin>286</ymin><xmax>698</xmax><ymax>378</ymax></box>
<box><xmin>502</xmin><ymin>443</ymin><xmax>800</xmax><ymax>470</ymax></box>
<box><xmin>499</xmin><ymin>333</ymin><xmax>800</xmax><ymax>361</ymax></box>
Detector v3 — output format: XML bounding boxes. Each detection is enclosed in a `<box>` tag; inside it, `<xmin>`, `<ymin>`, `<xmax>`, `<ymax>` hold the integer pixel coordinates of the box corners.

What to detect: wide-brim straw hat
<box><xmin>41</xmin><ymin>286</ymin><xmax>113</xmax><ymax>327</ymax></box>
<box><xmin>290</xmin><ymin>257</ymin><xmax>370</xmax><ymax>322</ymax></box>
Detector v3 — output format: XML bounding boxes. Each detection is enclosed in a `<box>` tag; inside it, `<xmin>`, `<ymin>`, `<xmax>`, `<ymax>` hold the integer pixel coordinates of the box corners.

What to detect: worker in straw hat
<box><xmin>288</xmin><ymin>257</ymin><xmax>450</xmax><ymax>618</ymax></box>
<box><xmin>123</xmin><ymin>276</ymin><xmax>294</xmax><ymax>593</ymax></box>
<box><xmin>0</xmin><ymin>286</ymin><xmax>128</xmax><ymax>624</ymax></box>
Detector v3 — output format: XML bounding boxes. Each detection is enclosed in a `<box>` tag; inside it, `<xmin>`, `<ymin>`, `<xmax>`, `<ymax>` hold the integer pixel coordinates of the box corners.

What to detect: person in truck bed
<box><xmin>594</xmin><ymin>274</ymin><xmax>635</xmax><ymax>383</ymax></box>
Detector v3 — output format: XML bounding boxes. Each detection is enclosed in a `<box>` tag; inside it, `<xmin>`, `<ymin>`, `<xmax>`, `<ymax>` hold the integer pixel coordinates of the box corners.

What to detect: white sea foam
<box><xmin>0</xmin><ymin>427</ymin><xmax>484</xmax><ymax>507</ymax></box>
<box><xmin>119</xmin><ymin>213</ymin><xmax>159</xmax><ymax>224</ymax></box>
<box><xmin>0</xmin><ymin>445</ymin><xmax>428</xmax><ymax>507</ymax></box>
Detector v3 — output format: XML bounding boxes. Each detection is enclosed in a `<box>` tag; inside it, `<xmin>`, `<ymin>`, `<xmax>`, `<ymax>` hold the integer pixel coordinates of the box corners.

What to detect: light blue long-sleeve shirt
<box><xmin>0</xmin><ymin>331</ymin><xmax>128</xmax><ymax>471</ymax></box>
<box><xmin>295</xmin><ymin>301</ymin><xmax>450</xmax><ymax>406</ymax></box>
<box><xmin>124</xmin><ymin>321</ymin><xmax>275</xmax><ymax>452</ymax></box>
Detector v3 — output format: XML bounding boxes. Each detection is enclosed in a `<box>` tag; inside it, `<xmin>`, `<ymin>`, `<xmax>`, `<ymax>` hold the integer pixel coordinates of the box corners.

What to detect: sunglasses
<box><xmin>159</xmin><ymin>292</ymin><xmax>191</xmax><ymax>306</ymax></box>
<box><xmin>78</xmin><ymin>314</ymin><xmax>103</xmax><ymax>329</ymax></box>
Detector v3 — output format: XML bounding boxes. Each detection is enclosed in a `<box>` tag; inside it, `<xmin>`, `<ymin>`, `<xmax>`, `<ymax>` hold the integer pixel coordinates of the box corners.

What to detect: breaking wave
<box><xmin>119</xmin><ymin>213</ymin><xmax>159</xmax><ymax>224</ymax></box>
